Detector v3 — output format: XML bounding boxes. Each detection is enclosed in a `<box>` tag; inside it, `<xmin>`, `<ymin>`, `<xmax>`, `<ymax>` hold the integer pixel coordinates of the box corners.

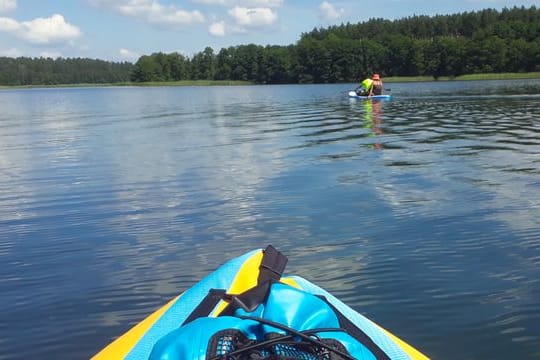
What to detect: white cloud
<box><xmin>228</xmin><ymin>6</ymin><xmax>277</xmax><ymax>27</ymax></box>
<box><xmin>209</xmin><ymin>21</ymin><xmax>226</xmax><ymax>37</ymax></box>
<box><xmin>192</xmin><ymin>0</ymin><xmax>228</xmax><ymax>4</ymax></box>
<box><xmin>0</xmin><ymin>14</ymin><xmax>81</xmax><ymax>44</ymax></box>
<box><xmin>193</xmin><ymin>0</ymin><xmax>283</xmax><ymax>7</ymax></box>
<box><xmin>90</xmin><ymin>0</ymin><xmax>205</xmax><ymax>27</ymax></box>
<box><xmin>319</xmin><ymin>1</ymin><xmax>344</xmax><ymax>21</ymax></box>
<box><xmin>0</xmin><ymin>16</ymin><xmax>17</xmax><ymax>31</ymax></box>
<box><xmin>0</xmin><ymin>47</ymin><xmax>21</xmax><ymax>57</ymax></box>
<box><xmin>248</xmin><ymin>0</ymin><xmax>283</xmax><ymax>6</ymax></box>
<box><xmin>0</xmin><ymin>0</ymin><xmax>16</xmax><ymax>13</ymax></box>
<box><xmin>119</xmin><ymin>48</ymin><xmax>139</xmax><ymax>62</ymax></box>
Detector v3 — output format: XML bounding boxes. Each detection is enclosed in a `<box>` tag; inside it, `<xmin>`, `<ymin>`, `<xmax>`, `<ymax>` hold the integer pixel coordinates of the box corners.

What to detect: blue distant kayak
<box><xmin>348</xmin><ymin>91</ymin><xmax>391</xmax><ymax>100</ymax></box>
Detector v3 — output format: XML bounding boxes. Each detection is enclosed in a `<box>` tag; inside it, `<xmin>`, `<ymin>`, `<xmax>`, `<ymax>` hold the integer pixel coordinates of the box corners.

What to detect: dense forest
<box><xmin>0</xmin><ymin>6</ymin><xmax>538</xmax><ymax>86</ymax></box>
<box><xmin>0</xmin><ymin>57</ymin><xmax>133</xmax><ymax>86</ymax></box>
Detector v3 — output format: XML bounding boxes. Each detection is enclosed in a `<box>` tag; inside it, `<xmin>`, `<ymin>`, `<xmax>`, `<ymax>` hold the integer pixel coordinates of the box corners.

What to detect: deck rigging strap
<box><xmin>317</xmin><ymin>295</ymin><xmax>391</xmax><ymax>360</ymax></box>
<box><xmin>182</xmin><ymin>245</ymin><xmax>287</xmax><ymax>325</ymax></box>
<box><xmin>233</xmin><ymin>315</ymin><xmax>356</xmax><ymax>360</ymax></box>
<box><xmin>258</xmin><ymin>245</ymin><xmax>288</xmax><ymax>284</ymax></box>
<box><xmin>182</xmin><ymin>289</ymin><xmax>226</xmax><ymax>325</ymax></box>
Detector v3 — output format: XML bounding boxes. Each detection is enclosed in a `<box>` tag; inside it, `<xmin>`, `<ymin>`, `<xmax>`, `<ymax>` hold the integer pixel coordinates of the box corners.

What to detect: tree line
<box><xmin>0</xmin><ymin>57</ymin><xmax>133</xmax><ymax>86</ymax></box>
<box><xmin>0</xmin><ymin>6</ymin><xmax>538</xmax><ymax>86</ymax></box>
<box><xmin>298</xmin><ymin>5</ymin><xmax>539</xmax><ymax>80</ymax></box>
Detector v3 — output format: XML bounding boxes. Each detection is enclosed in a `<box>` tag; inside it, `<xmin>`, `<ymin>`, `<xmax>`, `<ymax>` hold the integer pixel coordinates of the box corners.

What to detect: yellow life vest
<box><xmin>361</xmin><ymin>78</ymin><xmax>373</xmax><ymax>90</ymax></box>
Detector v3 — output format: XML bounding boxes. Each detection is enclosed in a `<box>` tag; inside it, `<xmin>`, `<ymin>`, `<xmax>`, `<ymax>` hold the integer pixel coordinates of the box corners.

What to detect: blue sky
<box><xmin>0</xmin><ymin>0</ymin><xmax>538</xmax><ymax>62</ymax></box>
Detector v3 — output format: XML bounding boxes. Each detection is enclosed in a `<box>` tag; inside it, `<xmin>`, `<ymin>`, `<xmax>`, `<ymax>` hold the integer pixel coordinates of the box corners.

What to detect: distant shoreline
<box><xmin>383</xmin><ymin>72</ymin><xmax>540</xmax><ymax>82</ymax></box>
<box><xmin>0</xmin><ymin>80</ymin><xmax>253</xmax><ymax>89</ymax></box>
<box><xmin>1</xmin><ymin>72</ymin><xmax>539</xmax><ymax>89</ymax></box>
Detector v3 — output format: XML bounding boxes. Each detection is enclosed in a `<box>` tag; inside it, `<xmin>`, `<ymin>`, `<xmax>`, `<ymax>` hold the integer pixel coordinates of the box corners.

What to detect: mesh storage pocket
<box><xmin>207</xmin><ymin>329</ymin><xmax>253</xmax><ymax>357</ymax></box>
<box><xmin>207</xmin><ymin>330</ymin><xmax>350</xmax><ymax>360</ymax></box>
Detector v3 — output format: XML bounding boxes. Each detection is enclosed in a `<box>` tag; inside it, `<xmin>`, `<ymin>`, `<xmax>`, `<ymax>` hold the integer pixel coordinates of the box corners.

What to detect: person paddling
<box><xmin>356</xmin><ymin>73</ymin><xmax>383</xmax><ymax>96</ymax></box>
<box><xmin>370</xmin><ymin>73</ymin><xmax>383</xmax><ymax>95</ymax></box>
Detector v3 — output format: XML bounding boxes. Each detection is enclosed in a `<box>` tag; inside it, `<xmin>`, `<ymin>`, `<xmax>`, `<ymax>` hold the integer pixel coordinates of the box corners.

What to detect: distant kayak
<box><xmin>348</xmin><ymin>91</ymin><xmax>391</xmax><ymax>100</ymax></box>
<box><xmin>93</xmin><ymin>245</ymin><xmax>429</xmax><ymax>360</ymax></box>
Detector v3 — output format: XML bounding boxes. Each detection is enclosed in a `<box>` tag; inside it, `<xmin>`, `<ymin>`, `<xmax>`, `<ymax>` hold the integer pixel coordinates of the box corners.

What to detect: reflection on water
<box><xmin>0</xmin><ymin>80</ymin><xmax>539</xmax><ymax>360</ymax></box>
<box><xmin>361</xmin><ymin>99</ymin><xmax>384</xmax><ymax>150</ymax></box>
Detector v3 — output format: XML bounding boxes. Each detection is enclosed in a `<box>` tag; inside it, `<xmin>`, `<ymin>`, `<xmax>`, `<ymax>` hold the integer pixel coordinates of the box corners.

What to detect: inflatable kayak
<box><xmin>93</xmin><ymin>246</ymin><xmax>429</xmax><ymax>360</ymax></box>
<box><xmin>348</xmin><ymin>91</ymin><xmax>391</xmax><ymax>100</ymax></box>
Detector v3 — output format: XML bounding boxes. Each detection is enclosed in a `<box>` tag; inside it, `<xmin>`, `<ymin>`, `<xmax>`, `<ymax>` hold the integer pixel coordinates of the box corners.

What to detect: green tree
<box><xmin>131</xmin><ymin>55</ymin><xmax>162</xmax><ymax>82</ymax></box>
<box><xmin>191</xmin><ymin>47</ymin><xmax>216</xmax><ymax>80</ymax></box>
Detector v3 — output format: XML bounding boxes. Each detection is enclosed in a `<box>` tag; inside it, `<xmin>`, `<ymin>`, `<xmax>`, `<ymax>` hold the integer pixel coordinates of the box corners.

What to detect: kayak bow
<box><xmin>93</xmin><ymin>246</ymin><xmax>428</xmax><ymax>360</ymax></box>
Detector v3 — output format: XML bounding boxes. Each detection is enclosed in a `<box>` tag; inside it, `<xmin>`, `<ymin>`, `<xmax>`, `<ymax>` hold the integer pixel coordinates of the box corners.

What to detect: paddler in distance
<box><xmin>356</xmin><ymin>73</ymin><xmax>383</xmax><ymax>96</ymax></box>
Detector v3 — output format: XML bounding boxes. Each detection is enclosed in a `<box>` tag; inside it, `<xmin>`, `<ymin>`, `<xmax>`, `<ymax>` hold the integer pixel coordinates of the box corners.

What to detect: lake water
<box><xmin>0</xmin><ymin>80</ymin><xmax>539</xmax><ymax>360</ymax></box>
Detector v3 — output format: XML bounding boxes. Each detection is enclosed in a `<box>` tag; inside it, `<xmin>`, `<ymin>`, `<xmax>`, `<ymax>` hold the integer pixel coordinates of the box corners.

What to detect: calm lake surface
<box><xmin>0</xmin><ymin>80</ymin><xmax>539</xmax><ymax>360</ymax></box>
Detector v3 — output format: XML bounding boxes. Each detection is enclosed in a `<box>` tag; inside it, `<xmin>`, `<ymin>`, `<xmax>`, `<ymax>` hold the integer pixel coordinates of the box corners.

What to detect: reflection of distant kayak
<box><xmin>348</xmin><ymin>91</ymin><xmax>391</xmax><ymax>100</ymax></box>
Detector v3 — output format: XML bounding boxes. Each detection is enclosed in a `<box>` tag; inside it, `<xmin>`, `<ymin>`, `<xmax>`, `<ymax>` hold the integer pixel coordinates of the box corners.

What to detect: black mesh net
<box><xmin>207</xmin><ymin>331</ymin><xmax>349</xmax><ymax>360</ymax></box>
